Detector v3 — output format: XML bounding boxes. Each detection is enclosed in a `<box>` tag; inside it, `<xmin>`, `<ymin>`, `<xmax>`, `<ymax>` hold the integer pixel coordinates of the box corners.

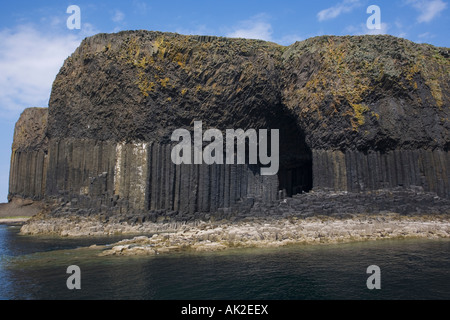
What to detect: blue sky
<box><xmin>0</xmin><ymin>0</ymin><xmax>448</xmax><ymax>202</ymax></box>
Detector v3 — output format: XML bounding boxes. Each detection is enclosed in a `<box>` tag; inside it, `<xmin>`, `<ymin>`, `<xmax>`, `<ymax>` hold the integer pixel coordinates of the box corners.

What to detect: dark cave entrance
<box><xmin>278</xmin><ymin>160</ymin><xmax>312</xmax><ymax>197</ymax></box>
<box><xmin>269</xmin><ymin>107</ymin><xmax>313</xmax><ymax>198</ymax></box>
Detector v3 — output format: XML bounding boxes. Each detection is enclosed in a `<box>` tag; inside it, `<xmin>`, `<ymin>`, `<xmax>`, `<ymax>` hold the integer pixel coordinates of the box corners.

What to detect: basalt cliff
<box><xmin>9</xmin><ymin>31</ymin><xmax>450</xmax><ymax>223</ymax></box>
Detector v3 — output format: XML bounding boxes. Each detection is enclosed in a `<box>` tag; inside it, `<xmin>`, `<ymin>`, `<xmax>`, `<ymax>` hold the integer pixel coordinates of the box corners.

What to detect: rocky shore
<box><xmin>16</xmin><ymin>188</ymin><xmax>450</xmax><ymax>256</ymax></box>
<box><xmin>96</xmin><ymin>213</ymin><xmax>450</xmax><ymax>256</ymax></box>
<box><xmin>0</xmin><ymin>198</ymin><xmax>42</xmax><ymax>224</ymax></box>
<box><xmin>19</xmin><ymin>211</ymin><xmax>450</xmax><ymax>256</ymax></box>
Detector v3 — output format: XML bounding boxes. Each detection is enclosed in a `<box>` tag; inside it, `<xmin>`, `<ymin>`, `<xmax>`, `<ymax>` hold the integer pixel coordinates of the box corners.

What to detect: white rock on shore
<box><xmin>19</xmin><ymin>213</ymin><xmax>450</xmax><ymax>256</ymax></box>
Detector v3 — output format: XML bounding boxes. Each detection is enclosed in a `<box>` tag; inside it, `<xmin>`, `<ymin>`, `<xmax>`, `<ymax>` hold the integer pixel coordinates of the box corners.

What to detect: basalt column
<box><xmin>146</xmin><ymin>143</ymin><xmax>279</xmax><ymax>214</ymax></box>
<box><xmin>44</xmin><ymin>138</ymin><xmax>117</xmax><ymax>208</ymax></box>
<box><xmin>8</xmin><ymin>108</ymin><xmax>48</xmax><ymax>201</ymax></box>
<box><xmin>311</xmin><ymin>149</ymin><xmax>449</xmax><ymax>198</ymax></box>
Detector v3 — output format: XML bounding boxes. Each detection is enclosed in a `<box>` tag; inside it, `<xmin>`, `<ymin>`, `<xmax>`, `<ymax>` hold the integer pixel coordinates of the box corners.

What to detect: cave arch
<box><xmin>270</xmin><ymin>106</ymin><xmax>313</xmax><ymax>197</ymax></box>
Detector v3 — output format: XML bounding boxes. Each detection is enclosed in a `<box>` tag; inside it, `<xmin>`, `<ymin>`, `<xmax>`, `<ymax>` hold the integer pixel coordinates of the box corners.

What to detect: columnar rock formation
<box><xmin>8</xmin><ymin>31</ymin><xmax>450</xmax><ymax>217</ymax></box>
<box><xmin>9</xmin><ymin>107</ymin><xmax>48</xmax><ymax>200</ymax></box>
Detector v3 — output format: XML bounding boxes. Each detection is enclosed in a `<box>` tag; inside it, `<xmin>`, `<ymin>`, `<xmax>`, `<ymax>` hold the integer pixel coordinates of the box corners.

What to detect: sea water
<box><xmin>0</xmin><ymin>224</ymin><xmax>449</xmax><ymax>300</ymax></box>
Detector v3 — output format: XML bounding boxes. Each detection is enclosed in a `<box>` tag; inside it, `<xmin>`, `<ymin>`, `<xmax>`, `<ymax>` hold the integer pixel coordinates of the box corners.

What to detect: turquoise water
<box><xmin>0</xmin><ymin>224</ymin><xmax>449</xmax><ymax>300</ymax></box>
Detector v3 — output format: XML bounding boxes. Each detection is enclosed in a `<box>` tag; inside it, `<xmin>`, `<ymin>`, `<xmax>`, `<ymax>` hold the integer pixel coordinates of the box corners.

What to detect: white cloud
<box><xmin>418</xmin><ymin>31</ymin><xmax>431</xmax><ymax>37</ymax></box>
<box><xmin>277</xmin><ymin>34</ymin><xmax>304</xmax><ymax>46</ymax></box>
<box><xmin>366</xmin><ymin>22</ymin><xmax>389</xmax><ymax>35</ymax></box>
<box><xmin>133</xmin><ymin>0</ymin><xmax>149</xmax><ymax>14</ymax></box>
<box><xmin>417</xmin><ymin>32</ymin><xmax>436</xmax><ymax>41</ymax></box>
<box><xmin>225</xmin><ymin>14</ymin><xmax>303</xmax><ymax>45</ymax></box>
<box><xmin>345</xmin><ymin>22</ymin><xmax>389</xmax><ymax>35</ymax></box>
<box><xmin>226</xmin><ymin>15</ymin><xmax>273</xmax><ymax>41</ymax></box>
<box><xmin>176</xmin><ymin>25</ymin><xmax>210</xmax><ymax>36</ymax></box>
<box><xmin>317</xmin><ymin>0</ymin><xmax>362</xmax><ymax>21</ymax></box>
<box><xmin>0</xmin><ymin>25</ymin><xmax>84</xmax><ymax>119</ymax></box>
<box><xmin>80</xmin><ymin>22</ymin><xmax>100</xmax><ymax>38</ymax></box>
<box><xmin>112</xmin><ymin>10</ymin><xmax>125</xmax><ymax>23</ymax></box>
<box><xmin>406</xmin><ymin>0</ymin><xmax>448</xmax><ymax>22</ymax></box>
<box><xmin>40</xmin><ymin>16</ymin><xmax>64</xmax><ymax>28</ymax></box>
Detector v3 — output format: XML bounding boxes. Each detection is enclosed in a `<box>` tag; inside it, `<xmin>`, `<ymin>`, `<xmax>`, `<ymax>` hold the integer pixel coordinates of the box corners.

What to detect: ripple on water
<box><xmin>1</xmin><ymin>225</ymin><xmax>449</xmax><ymax>300</ymax></box>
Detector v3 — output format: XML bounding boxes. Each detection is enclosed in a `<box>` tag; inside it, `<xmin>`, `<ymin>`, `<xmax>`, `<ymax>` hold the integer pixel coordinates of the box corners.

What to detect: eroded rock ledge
<box><xmin>19</xmin><ymin>188</ymin><xmax>450</xmax><ymax>255</ymax></box>
<box><xmin>97</xmin><ymin>215</ymin><xmax>450</xmax><ymax>256</ymax></box>
<box><xmin>21</xmin><ymin>212</ymin><xmax>450</xmax><ymax>256</ymax></box>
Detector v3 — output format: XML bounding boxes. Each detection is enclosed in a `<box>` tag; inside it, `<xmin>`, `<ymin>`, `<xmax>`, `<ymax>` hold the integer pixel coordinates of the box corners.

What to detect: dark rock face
<box><xmin>48</xmin><ymin>31</ymin><xmax>286</xmax><ymax>142</ymax></box>
<box><xmin>282</xmin><ymin>36</ymin><xmax>449</xmax><ymax>151</ymax></box>
<box><xmin>312</xmin><ymin>149</ymin><xmax>449</xmax><ymax>197</ymax></box>
<box><xmin>9</xmin><ymin>108</ymin><xmax>48</xmax><ymax>201</ymax></box>
<box><xmin>8</xmin><ymin>31</ymin><xmax>450</xmax><ymax>216</ymax></box>
<box><xmin>281</xmin><ymin>36</ymin><xmax>449</xmax><ymax>198</ymax></box>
